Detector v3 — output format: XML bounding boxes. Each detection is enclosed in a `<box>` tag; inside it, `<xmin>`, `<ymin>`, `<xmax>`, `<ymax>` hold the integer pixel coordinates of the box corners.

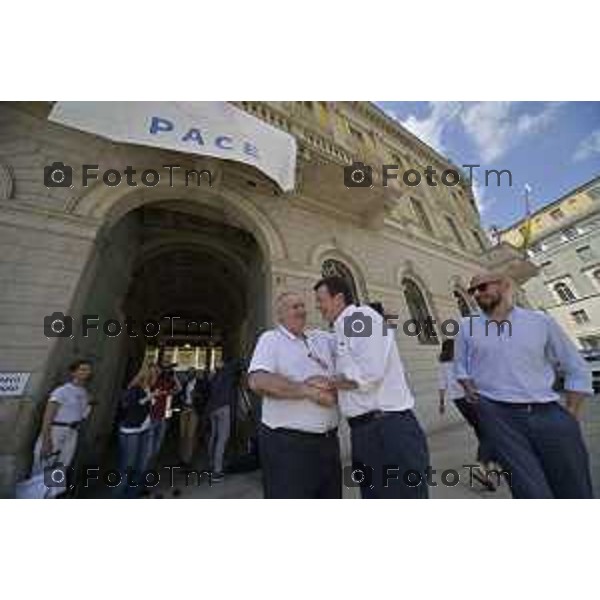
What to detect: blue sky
<box><xmin>375</xmin><ymin>101</ymin><xmax>600</xmax><ymax>230</ymax></box>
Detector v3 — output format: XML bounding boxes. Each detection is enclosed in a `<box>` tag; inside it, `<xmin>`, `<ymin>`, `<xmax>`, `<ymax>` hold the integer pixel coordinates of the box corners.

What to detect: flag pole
<box><xmin>523</xmin><ymin>183</ymin><xmax>532</xmax><ymax>256</ymax></box>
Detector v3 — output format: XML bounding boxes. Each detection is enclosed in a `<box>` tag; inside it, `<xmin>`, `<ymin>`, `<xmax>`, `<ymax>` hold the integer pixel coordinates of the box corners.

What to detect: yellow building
<box><xmin>501</xmin><ymin>176</ymin><xmax>600</xmax><ymax>350</ymax></box>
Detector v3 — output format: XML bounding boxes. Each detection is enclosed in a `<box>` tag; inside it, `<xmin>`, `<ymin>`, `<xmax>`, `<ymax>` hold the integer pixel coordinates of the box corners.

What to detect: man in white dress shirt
<box><xmin>313</xmin><ymin>276</ymin><xmax>430</xmax><ymax>499</ymax></box>
<box><xmin>248</xmin><ymin>292</ymin><xmax>341</xmax><ymax>498</ymax></box>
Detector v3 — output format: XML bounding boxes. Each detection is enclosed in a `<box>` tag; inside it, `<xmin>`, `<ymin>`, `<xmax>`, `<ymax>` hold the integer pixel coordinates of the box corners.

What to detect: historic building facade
<box><xmin>0</xmin><ymin>101</ymin><xmax>531</xmax><ymax>495</ymax></box>
<box><xmin>501</xmin><ymin>176</ymin><xmax>600</xmax><ymax>350</ymax></box>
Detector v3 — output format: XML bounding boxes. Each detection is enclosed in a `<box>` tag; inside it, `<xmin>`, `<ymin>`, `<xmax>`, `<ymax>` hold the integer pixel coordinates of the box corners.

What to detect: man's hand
<box><xmin>304</xmin><ymin>375</ymin><xmax>335</xmax><ymax>390</ymax></box>
<box><xmin>565</xmin><ymin>392</ymin><xmax>585</xmax><ymax>421</ymax></box>
<box><xmin>459</xmin><ymin>379</ymin><xmax>480</xmax><ymax>404</ymax></box>
<box><xmin>303</xmin><ymin>383</ymin><xmax>337</xmax><ymax>407</ymax></box>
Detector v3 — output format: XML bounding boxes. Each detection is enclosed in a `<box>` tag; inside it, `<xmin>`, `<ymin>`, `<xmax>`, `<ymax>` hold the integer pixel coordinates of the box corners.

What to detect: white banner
<box><xmin>48</xmin><ymin>101</ymin><xmax>297</xmax><ymax>191</ymax></box>
<box><xmin>0</xmin><ymin>372</ymin><xmax>30</xmax><ymax>397</ymax></box>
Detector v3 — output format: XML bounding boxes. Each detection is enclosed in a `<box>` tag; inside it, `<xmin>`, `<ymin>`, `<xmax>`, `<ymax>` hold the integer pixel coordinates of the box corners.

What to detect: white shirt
<box><xmin>49</xmin><ymin>381</ymin><xmax>90</xmax><ymax>423</ymax></box>
<box><xmin>437</xmin><ymin>361</ymin><xmax>465</xmax><ymax>401</ymax></box>
<box><xmin>333</xmin><ymin>304</ymin><xmax>415</xmax><ymax>418</ymax></box>
<box><xmin>248</xmin><ymin>325</ymin><xmax>339</xmax><ymax>433</ymax></box>
<box><xmin>184</xmin><ymin>378</ymin><xmax>196</xmax><ymax>406</ymax></box>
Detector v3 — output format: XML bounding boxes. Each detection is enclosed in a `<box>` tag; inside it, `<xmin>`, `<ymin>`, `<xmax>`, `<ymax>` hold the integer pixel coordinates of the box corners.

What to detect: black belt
<box><xmin>263</xmin><ymin>424</ymin><xmax>338</xmax><ymax>439</ymax></box>
<box><xmin>51</xmin><ymin>420</ymin><xmax>83</xmax><ymax>430</ymax></box>
<box><xmin>347</xmin><ymin>409</ymin><xmax>408</xmax><ymax>429</ymax></box>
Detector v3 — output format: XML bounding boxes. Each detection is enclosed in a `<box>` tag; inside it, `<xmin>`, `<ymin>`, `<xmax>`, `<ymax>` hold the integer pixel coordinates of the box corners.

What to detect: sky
<box><xmin>375</xmin><ymin>101</ymin><xmax>600</xmax><ymax>231</ymax></box>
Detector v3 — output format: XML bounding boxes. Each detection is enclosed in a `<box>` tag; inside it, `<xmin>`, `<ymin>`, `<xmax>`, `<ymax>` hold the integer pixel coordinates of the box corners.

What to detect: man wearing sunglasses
<box><xmin>455</xmin><ymin>271</ymin><xmax>593</xmax><ymax>498</ymax></box>
<box><xmin>248</xmin><ymin>292</ymin><xmax>341</xmax><ymax>498</ymax></box>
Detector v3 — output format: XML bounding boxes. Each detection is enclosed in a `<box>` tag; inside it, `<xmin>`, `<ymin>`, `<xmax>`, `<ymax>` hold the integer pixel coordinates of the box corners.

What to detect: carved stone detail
<box><xmin>0</xmin><ymin>163</ymin><xmax>15</xmax><ymax>200</ymax></box>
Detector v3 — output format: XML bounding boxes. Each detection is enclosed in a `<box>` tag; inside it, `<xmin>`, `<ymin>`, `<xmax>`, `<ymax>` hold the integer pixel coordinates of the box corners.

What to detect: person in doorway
<box><xmin>178</xmin><ymin>368</ymin><xmax>200</xmax><ymax>469</ymax></box>
<box><xmin>205</xmin><ymin>358</ymin><xmax>239</xmax><ymax>482</ymax></box>
<box><xmin>115</xmin><ymin>361</ymin><xmax>158</xmax><ymax>498</ymax></box>
<box><xmin>455</xmin><ymin>271</ymin><xmax>594</xmax><ymax>498</ymax></box>
<box><xmin>248</xmin><ymin>292</ymin><xmax>341</xmax><ymax>498</ymax></box>
<box><xmin>148</xmin><ymin>365</ymin><xmax>181</xmax><ymax>467</ymax></box>
<box><xmin>438</xmin><ymin>338</ymin><xmax>496</xmax><ymax>491</ymax></box>
<box><xmin>312</xmin><ymin>276</ymin><xmax>430</xmax><ymax>499</ymax></box>
<box><xmin>33</xmin><ymin>359</ymin><xmax>95</xmax><ymax>498</ymax></box>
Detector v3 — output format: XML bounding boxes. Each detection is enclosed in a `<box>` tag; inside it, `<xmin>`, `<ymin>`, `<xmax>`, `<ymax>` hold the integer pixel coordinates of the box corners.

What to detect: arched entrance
<box><xmin>48</xmin><ymin>192</ymin><xmax>272</xmax><ymax>483</ymax></box>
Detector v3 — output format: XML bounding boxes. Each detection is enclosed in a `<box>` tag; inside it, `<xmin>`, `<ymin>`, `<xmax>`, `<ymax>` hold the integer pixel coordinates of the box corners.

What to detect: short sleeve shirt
<box><xmin>49</xmin><ymin>382</ymin><xmax>89</xmax><ymax>423</ymax></box>
<box><xmin>248</xmin><ymin>326</ymin><xmax>339</xmax><ymax>433</ymax></box>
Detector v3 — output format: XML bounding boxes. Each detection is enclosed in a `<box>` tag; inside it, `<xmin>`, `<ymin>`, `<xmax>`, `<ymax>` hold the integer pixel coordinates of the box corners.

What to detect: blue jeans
<box><xmin>149</xmin><ymin>420</ymin><xmax>167</xmax><ymax>465</ymax></box>
<box><xmin>478</xmin><ymin>398</ymin><xmax>593</xmax><ymax>499</ymax></box>
<box><xmin>115</xmin><ymin>428</ymin><xmax>152</xmax><ymax>498</ymax></box>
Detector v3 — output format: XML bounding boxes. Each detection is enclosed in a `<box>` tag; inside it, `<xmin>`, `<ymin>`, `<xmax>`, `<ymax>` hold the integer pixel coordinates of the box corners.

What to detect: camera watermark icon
<box><xmin>344</xmin><ymin>162</ymin><xmax>373</xmax><ymax>188</ymax></box>
<box><xmin>43</xmin><ymin>163</ymin><xmax>213</xmax><ymax>189</ymax></box>
<box><xmin>343</xmin><ymin>312</ymin><xmax>372</xmax><ymax>337</ymax></box>
<box><xmin>343</xmin><ymin>161</ymin><xmax>512</xmax><ymax>189</ymax></box>
<box><xmin>44</xmin><ymin>312</ymin><xmax>74</xmax><ymax>338</ymax></box>
<box><xmin>43</xmin><ymin>312</ymin><xmax>213</xmax><ymax>339</ymax></box>
<box><xmin>44</xmin><ymin>463</ymin><xmax>75</xmax><ymax>488</ymax></box>
<box><xmin>44</xmin><ymin>162</ymin><xmax>73</xmax><ymax>188</ymax></box>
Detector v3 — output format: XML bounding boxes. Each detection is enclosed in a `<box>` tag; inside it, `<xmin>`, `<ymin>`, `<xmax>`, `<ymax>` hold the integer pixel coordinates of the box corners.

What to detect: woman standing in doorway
<box><xmin>148</xmin><ymin>366</ymin><xmax>181</xmax><ymax>467</ymax></box>
<box><xmin>115</xmin><ymin>361</ymin><xmax>158</xmax><ymax>498</ymax></box>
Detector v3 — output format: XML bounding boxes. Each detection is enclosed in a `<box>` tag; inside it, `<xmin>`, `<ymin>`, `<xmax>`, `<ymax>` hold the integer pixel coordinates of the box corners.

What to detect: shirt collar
<box><xmin>277</xmin><ymin>324</ymin><xmax>305</xmax><ymax>341</ymax></box>
<box><xmin>333</xmin><ymin>303</ymin><xmax>357</xmax><ymax>328</ymax></box>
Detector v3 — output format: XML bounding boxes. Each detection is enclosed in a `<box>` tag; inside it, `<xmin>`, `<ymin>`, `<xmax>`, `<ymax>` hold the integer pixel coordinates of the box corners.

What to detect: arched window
<box><xmin>453</xmin><ymin>290</ymin><xmax>472</xmax><ymax>317</ymax></box>
<box><xmin>321</xmin><ymin>259</ymin><xmax>359</xmax><ymax>304</ymax></box>
<box><xmin>402</xmin><ymin>278</ymin><xmax>438</xmax><ymax>344</ymax></box>
<box><xmin>554</xmin><ymin>282</ymin><xmax>576</xmax><ymax>303</ymax></box>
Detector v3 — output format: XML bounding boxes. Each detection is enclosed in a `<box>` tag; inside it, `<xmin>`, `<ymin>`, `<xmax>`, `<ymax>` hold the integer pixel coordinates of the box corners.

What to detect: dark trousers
<box><xmin>258</xmin><ymin>424</ymin><xmax>342</xmax><ymax>499</ymax></box>
<box><xmin>478</xmin><ymin>398</ymin><xmax>593</xmax><ymax>499</ymax></box>
<box><xmin>453</xmin><ymin>398</ymin><xmax>495</xmax><ymax>464</ymax></box>
<box><xmin>350</xmin><ymin>410</ymin><xmax>430</xmax><ymax>499</ymax></box>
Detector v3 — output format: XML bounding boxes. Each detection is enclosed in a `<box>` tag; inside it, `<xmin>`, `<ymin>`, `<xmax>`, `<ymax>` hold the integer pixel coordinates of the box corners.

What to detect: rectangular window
<box><xmin>571</xmin><ymin>310</ymin><xmax>590</xmax><ymax>325</ymax></box>
<box><xmin>410</xmin><ymin>198</ymin><xmax>434</xmax><ymax>234</ymax></box>
<box><xmin>445</xmin><ymin>216</ymin><xmax>466</xmax><ymax>248</ymax></box>
<box><xmin>550</xmin><ymin>208</ymin><xmax>565</xmax><ymax>220</ymax></box>
<box><xmin>563</xmin><ymin>227</ymin><xmax>578</xmax><ymax>240</ymax></box>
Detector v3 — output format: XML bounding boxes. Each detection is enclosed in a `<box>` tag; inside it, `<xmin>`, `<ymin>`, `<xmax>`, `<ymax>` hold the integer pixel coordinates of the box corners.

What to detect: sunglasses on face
<box><xmin>468</xmin><ymin>280</ymin><xmax>500</xmax><ymax>295</ymax></box>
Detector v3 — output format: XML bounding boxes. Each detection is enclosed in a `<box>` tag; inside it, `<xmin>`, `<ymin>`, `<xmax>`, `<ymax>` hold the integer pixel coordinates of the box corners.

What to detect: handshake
<box><xmin>302</xmin><ymin>375</ymin><xmax>357</xmax><ymax>408</ymax></box>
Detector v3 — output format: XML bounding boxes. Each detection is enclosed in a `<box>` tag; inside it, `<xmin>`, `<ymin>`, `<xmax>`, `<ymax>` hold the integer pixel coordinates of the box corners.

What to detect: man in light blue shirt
<box><xmin>455</xmin><ymin>271</ymin><xmax>594</xmax><ymax>499</ymax></box>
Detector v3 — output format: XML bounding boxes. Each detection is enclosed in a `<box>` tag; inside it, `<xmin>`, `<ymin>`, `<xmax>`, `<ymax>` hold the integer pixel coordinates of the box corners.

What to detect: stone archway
<box><xmin>42</xmin><ymin>182</ymin><xmax>280</xmax><ymax>471</ymax></box>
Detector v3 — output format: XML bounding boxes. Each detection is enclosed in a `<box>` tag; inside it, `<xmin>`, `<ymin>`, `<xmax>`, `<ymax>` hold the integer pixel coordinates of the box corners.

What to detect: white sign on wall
<box><xmin>48</xmin><ymin>101</ymin><xmax>297</xmax><ymax>191</ymax></box>
<box><xmin>0</xmin><ymin>372</ymin><xmax>30</xmax><ymax>397</ymax></box>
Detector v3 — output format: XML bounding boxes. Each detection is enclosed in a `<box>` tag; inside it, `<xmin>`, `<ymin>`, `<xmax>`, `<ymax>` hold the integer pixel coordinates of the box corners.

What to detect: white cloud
<box><xmin>389</xmin><ymin>101</ymin><xmax>562</xmax><ymax>165</ymax></box>
<box><xmin>460</xmin><ymin>102</ymin><xmax>562</xmax><ymax>162</ymax></box>
<box><xmin>573</xmin><ymin>128</ymin><xmax>600</xmax><ymax>161</ymax></box>
<box><xmin>399</xmin><ymin>102</ymin><xmax>462</xmax><ymax>154</ymax></box>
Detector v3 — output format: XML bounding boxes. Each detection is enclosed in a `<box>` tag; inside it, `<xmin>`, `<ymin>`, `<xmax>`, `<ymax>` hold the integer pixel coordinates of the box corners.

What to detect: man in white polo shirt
<box><xmin>313</xmin><ymin>276</ymin><xmax>430</xmax><ymax>499</ymax></box>
<box><xmin>248</xmin><ymin>292</ymin><xmax>341</xmax><ymax>498</ymax></box>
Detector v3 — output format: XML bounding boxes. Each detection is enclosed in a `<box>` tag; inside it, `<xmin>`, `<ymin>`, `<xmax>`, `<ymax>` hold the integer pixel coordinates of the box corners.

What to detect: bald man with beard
<box><xmin>248</xmin><ymin>292</ymin><xmax>341</xmax><ymax>499</ymax></box>
<box><xmin>454</xmin><ymin>271</ymin><xmax>594</xmax><ymax>498</ymax></box>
